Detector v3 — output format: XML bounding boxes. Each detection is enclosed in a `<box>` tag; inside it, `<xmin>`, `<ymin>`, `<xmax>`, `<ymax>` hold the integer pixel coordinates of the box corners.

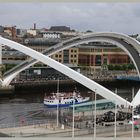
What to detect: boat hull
<box><xmin>44</xmin><ymin>99</ymin><xmax>89</xmax><ymax>108</ymax></box>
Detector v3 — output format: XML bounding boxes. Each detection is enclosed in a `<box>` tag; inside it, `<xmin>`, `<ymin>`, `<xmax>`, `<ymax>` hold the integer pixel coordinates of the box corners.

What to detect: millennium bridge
<box><xmin>0</xmin><ymin>32</ymin><xmax>140</xmax><ymax>107</ymax></box>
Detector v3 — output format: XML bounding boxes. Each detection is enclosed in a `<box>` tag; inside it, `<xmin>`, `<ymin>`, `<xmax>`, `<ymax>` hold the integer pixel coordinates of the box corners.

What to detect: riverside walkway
<box><xmin>0</xmin><ymin>121</ymin><xmax>140</xmax><ymax>138</ymax></box>
<box><xmin>0</xmin><ymin>123</ymin><xmax>74</xmax><ymax>137</ymax></box>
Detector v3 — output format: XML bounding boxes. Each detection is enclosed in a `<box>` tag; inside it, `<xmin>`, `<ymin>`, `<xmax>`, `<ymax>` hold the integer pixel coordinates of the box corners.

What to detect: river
<box><xmin>0</xmin><ymin>80</ymin><xmax>139</xmax><ymax>126</ymax></box>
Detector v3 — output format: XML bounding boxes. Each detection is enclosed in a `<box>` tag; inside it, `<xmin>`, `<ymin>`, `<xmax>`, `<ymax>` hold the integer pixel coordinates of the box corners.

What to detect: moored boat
<box><xmin>44</xmin><ymin>91</ymin><xmax>90</xmax><ymax>108</ymax></box>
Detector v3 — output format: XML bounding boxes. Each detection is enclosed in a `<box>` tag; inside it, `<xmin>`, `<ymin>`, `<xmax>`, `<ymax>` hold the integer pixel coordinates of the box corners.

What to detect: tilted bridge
<box><xmin>1</xmin><ymin>32</ymin><xmax>140</xmax><ymax>106</ymax></box>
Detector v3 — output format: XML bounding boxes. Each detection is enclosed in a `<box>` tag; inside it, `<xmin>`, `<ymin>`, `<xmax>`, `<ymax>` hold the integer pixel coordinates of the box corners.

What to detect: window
<box><xmin>95</xmin><ymin>55</ymin><xmax>101</xmax><ymax>66</ymax></box>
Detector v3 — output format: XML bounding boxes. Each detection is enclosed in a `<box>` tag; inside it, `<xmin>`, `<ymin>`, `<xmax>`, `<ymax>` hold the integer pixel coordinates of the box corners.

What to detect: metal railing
<box><xmin>0</xmin><ymin>119</ymin><xmax>54</xmax><ymax>129</ymax></box>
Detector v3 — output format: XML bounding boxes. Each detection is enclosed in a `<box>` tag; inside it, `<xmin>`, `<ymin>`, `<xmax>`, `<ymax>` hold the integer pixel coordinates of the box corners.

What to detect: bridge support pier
<box><xmin>0</xmin><ymin>85</ymin><xmax>15</xmax><ymax>95</ymax></box>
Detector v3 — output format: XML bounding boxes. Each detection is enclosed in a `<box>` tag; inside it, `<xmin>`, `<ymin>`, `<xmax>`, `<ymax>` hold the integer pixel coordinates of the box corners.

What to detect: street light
<box><xmin>132</xmin><ymin>87</ymin><xmax>134</xmax><ymax>138</ymax></box>
<box><xmin>114</xmin><ymin>88</ymin><xmax>117</xmax><ymax>138</ymax></box>
<box><xmin>94</xmin><ymin>89</ymin><xmax>97</xmax><ymax>139</ymax></box>
<box><xmin>125</xmin><ymin>97</ymin><xmax>128</xmax><ymax>120</ymax></box>
<box><xmin>72</xmin><ymin>91</ymin><xmax>76</xmax><ymax>138</ymax></box>
<box><xmin>88</xmin><ymin>91</ymin><xmax>94</xmax><ymax>122</ymax></box>
<box><xmin>56</xmin><ymin>78</ymin><xmax>59</xmax><ymax>127</ymax></box>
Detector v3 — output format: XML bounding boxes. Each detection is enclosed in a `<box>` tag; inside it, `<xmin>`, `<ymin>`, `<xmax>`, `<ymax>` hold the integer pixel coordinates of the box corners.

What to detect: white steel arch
<box><xmin>2</xmin><ymin>32</ymin><xmax>140</xmax><ymax>86</ymax></box>
<box><xmin>81</xmin><ymin>32</ymin><xmax>140</xmax><ymax>53</ymax></box>
<box><xmin>0</xmin><ymin>36</ymin><xmax>131</xmax><ymax>106</ymax></box>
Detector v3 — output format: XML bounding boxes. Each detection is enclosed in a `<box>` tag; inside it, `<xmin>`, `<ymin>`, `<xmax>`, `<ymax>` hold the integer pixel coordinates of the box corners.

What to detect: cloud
<box><xmin>0</xmin><ymin>3</ymin><xmax>140</xmax><ymax>34</ymax></box>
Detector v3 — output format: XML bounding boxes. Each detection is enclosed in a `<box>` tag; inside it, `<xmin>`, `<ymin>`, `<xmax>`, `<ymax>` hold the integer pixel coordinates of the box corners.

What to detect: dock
<box><xmin>0</xmin><ymin>85</ymin><xmax>15</xmax><ymax>95</ymax></box>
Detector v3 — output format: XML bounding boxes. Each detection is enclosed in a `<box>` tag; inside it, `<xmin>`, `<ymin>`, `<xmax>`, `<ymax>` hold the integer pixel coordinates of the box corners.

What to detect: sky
<box><xmin>0</xmin><ymin>3</ymin><xmax>140</xmax><ymax>35</ymax></box>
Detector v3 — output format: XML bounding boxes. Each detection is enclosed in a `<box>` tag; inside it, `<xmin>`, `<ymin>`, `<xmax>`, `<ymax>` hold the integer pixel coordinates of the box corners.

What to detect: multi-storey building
<box><xmin>51</xmin><ymin>51</ymin><xmax>63</xmax><ymax>63</ymax></box>
<box><xmin>49</xmin><ymin>26</ymin><xmax>71</xmax><ymax>32</ymax></box>
<box><xmin>0</xmin><ymin>26</ymin><xmax>4</xmax><ymax>33</ymax></box>
<box><xmin>0</xmin><ymin>26</ymin><xmax>132</xmax><ymax>76</ymax></box>
<box><xmin>77</xmin><ymin>44</ymin><xmax>130</xmax><ymax>76</ymax></box>
<box><xmin>40</xmin><ymin>31</ymin><xmax>61</xmax><ymax>39</ymax></box>
<box><xmin>4</xmin><ymin>26</ymin><xmax>17</xmax><ymax>39</ymax></box>
<box><xmin>78</xmin><ymin>44</ymin><xmax>129</xmax><ymax>70</ymax></box>
<box><xmin>2</xmin><ymin>41</ymin><xmax>130</xmax><ymax>68</ymax></box>
<box><xmin>0</xmin><ymin>25</ymin><xmax>134</xmax><ymax>70</ymax></box>
<box><xmin>69</xmin><ymin>48</ymin><xmax>79</xmax><ymax>65</ymax></box>
<box><xmin>51</xmin><ymin>47</ymin><xmax>79</xmax><ymax>65</ymax></box>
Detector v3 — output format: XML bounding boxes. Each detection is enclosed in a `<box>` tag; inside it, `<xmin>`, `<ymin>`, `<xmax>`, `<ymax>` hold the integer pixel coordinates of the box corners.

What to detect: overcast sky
<box><xmin>0</xmin><ymin>3</ymin><xmax>140</xmax><ymax>34</ymax></box>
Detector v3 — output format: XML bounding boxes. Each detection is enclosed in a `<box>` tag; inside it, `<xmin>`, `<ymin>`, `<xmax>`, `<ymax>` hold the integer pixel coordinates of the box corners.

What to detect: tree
<box><xmin>127</xmin><ymin>64</ymin><xmax>135</xmax><ymax>70</ymax></box>
<box><xmin>121</xmin><ymin>64</ymin><xmax>127</xmax><ymax>71</ymax></box>
<box><xmin>108</xmin><ymin>64</ymin><xmax>114</xmax><ymax>70</ymax></box>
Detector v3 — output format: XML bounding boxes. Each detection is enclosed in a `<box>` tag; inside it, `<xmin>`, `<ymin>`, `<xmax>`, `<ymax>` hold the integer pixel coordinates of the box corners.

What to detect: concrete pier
<box><xmin>0</xmin><ymin>85</ymin><xmax>15</xmax><ymax>95</ymax></box>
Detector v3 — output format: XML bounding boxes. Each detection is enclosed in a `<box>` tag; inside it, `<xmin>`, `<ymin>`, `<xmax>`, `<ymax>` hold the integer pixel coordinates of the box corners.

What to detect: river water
<box><xmin>0</xmin><ymin>80</ymin><xmax>140</xmax><ymax>126</ymax></box>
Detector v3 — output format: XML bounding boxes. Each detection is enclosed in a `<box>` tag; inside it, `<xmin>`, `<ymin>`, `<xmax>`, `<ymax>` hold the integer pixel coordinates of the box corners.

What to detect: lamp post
<box><xmin>125</xmin><ymin>97</ymin><xmax>128</xmax><ymax>120</ymax></box>
<box><xmin>94</xmin><ymin>89</ymin><xmax>97</xmax><ymax>139</ymax></box>
<box><xmin>88</xmin><ymin>91</ymin><xmax>94</xmax><ymax>122</ymax></box>
<box><xmin>92</xmin><ymin>92</ymin><xmax>94</xmax><ymax>122</ymax></box>
<box><xmin>56</xmin><ymin>78</ymin><xmax>59</xmax><ymax>127</ymax></box>
<box><xmin>72</xmin><ymin>91</ymin><xmax>75</xmax><ymax>139</ymax></box>
<box><xmin>132</xmin><ymin>87</ymin><xmax>134</xmax><ymax>138</ymax></box>
<box><xmin>114</xmin><ymin>88</ymin><xmax>117</xmax><ymax>138</ymax></box>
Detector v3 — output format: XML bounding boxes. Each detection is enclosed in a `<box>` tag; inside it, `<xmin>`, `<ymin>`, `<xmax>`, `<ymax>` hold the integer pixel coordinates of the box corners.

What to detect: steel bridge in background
<box><xmin>1</xmin><ymin>32</ymin><xmax>140</xmax><ymax>106</ymax></box>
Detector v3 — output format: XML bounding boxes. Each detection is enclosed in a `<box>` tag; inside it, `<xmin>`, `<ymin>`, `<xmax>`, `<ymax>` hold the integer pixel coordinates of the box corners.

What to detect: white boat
<box><xmin>44</xmin><ymin>91</ymin><xmax>90</xmax><ymax>108</ymax></box>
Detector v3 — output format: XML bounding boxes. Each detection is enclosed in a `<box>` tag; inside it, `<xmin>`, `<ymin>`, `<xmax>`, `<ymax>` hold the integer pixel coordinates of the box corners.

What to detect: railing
<box><xmin>0</xmin><ymin>117</ymin><xmax>138</xmax><ymax>137</ymax></box>
<box><xmin>0</xmin><ymin>119</ymin><xmax>54</xmax><ymax>129</ymax></box>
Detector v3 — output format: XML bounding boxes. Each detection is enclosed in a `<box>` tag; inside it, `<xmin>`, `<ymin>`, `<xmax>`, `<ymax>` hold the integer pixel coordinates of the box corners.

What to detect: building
<box><xmin>78</xmin><ymin>44</ymin><xmax>129</xmax><ymax>71</ymax></box>
<box><xmin>69</xmin><ymin>48</ymin><xmax>79</xmax><ymax>65</ymax></box>
<box><xmin>51</xmin><ymin>51</ymin><xmax>63</xmax><ymax>63</ymax></box>
<box><xmin>41</xmin><ymin>31</ymin><xmax>61</xmax><ymax>39</ymax></box>
<box><xmin>1</xmin><ymin>30</ymin><xmax>132</xmax><ymax>80</ymax></box>
<box><xmin>4</xmin><ymin>26</ymin><xmax>17</xmax><ymax>38</ymax></box>
<box><xmin>137</xmin><ymin>34</ymin><xmax>140</xmax><ymax>42</ymax></box>
<box><xmin>19</xmin><ymin>66</ymin><xmax>80</xmax><ymax>81</ymax></box>
<box><xmin>2</xmin><ymin>50</ymin><xmax>26</xmax><ymax>65</ymax></box>
<box><xmin>0</xmin><ymin>26</ymin><xmax>4</xmax><ymax>33</ymax></box>
<box><xmin>16</xmin><ymin>29</ymin><xmax>27</xmax><ymax>37</ymax></box>
<box><xmin>24</xmin><ymin>38</ymin><xmax>61</xmax><ymax>52</ymax></box>
<box><xmin>50</xmin><ymin>26</ymin><xmax>71</xmax><ymax>32</ymax></box>
<box><xmin>27</xmin><ymin>29</ymin><xmax>37</xmax><ymax>36</ymax></box>
<box><xmin>51</xmin><ymin>47</ymin><xmax>79</xmax><ymax>66</ymax></box>
<box><xmin>2</xmin><ymin>40</ymin><xmax>130</xmax><ymax>72</ymax></box>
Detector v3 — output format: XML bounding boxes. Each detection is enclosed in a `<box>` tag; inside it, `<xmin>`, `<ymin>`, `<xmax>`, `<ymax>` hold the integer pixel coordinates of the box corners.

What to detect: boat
<box><xmin>44</xmin><ymin>91</ymin><xmax>90</xmax><ymax>108</ymax></box>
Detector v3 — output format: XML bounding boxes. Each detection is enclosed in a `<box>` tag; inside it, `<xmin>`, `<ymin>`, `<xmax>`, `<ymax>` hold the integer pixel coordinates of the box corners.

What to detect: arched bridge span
<box><xmin>2</xmin><ymin>32</ymin><xmax>140</xmax><ymax>86</ymax></box>
<box><xmin>0</xmin><ymin>36</ymin><xmax>132</xmax><ymax>106</ymax></box>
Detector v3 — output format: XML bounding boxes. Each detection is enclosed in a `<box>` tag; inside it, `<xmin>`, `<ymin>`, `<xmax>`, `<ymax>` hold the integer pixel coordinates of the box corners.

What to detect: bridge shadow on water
<box><xmin>0</xmin><ymin>80</ymin><xmax>140</xmax><ymax>103</ymax></box>
<box><xmin>9</xmin><ymin>80</ymin><xmax>140</xmax><ymax>103</ymax></box>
